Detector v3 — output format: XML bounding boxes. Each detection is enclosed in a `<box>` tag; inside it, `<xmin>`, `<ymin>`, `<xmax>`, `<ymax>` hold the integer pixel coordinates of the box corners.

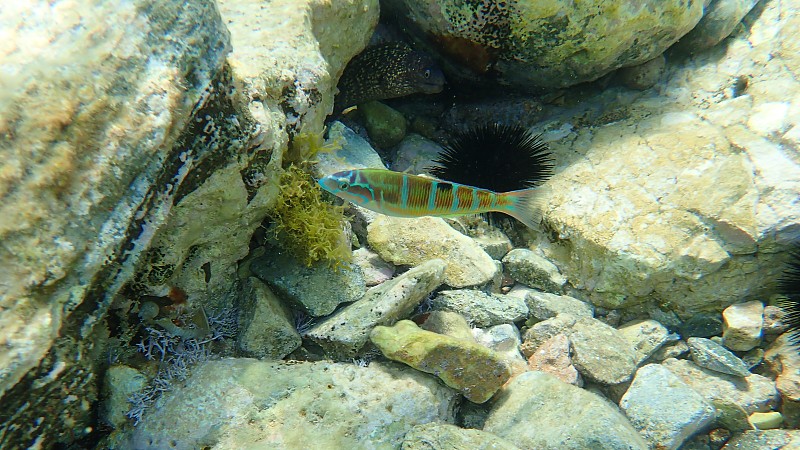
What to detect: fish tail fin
<box><xmin>499</xmin><ymin>188</ymin><xmax>546</xmax><ymax>229</ymax></box>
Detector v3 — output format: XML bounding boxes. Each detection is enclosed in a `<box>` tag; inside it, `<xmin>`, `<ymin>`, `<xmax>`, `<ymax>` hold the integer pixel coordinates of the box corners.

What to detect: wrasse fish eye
<box><xmin>318</xmin><ymin>168</ymin><xmax>545</xmax><ymax>229</ymax></box>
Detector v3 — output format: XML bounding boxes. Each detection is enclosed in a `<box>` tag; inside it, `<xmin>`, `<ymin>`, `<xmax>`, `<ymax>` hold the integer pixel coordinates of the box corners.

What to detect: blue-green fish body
<box><xmin>318</xmin><ymin>168</ymin><xmax>542</xmax><ymax>228</ymax></box>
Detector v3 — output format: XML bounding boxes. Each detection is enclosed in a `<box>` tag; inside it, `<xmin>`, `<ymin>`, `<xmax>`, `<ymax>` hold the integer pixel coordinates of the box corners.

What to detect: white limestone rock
<box><xmin>618</xmin><ymin>319</ymin><xmax>670</xmax><ymax>366</ymax></box>
<box><xmin>432</xmin><ymin>289</ymin><xmax>528</xmax><ymax>327</ymax></box>
<box><xmin>368</xmin><ymin>216</ymin><xmax>498</xmax><ymax>288</ymax></box>
<box><xmin>722</xmin><ymin>300</ymin><xmax>764</xmax><ymax>351</ymax></box>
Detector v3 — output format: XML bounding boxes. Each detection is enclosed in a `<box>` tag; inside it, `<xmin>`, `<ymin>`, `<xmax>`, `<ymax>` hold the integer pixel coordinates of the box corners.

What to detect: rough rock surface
<box><xmin>502</xmin><ymin>248</ymin><xmax>566</xmax><ymax>293</ymax></box>
<box><xmin>236</xmin><ymin>277</ymin><xmax>301</xmax><ymax>359</ymax></box>
<box><xmin>570</xmin><ymin>317</ymin><xmax>636</xmax><ymax>384</ymax></box>
<box><xmin>250</xmin><ymin>251</ymin><xmax>366</xmax><ymax>317</ymax></box>
<box><xmin>530</xmin><ymin>0</ymin><xmax>800</xmax><ymax>316</ymax></box>
<box><xmin>618</xmin><ymin>319</ymin><xmax>670</xmax><ymax>366</ymax></box>
<box><xmin>527</xmin><ymin>333</ymin><xmax>582</xmax><ymax>386</ymax></box>
<box><xmin>115</xmin><ymin>359</ymin><xmax>457</xmax><ymax>449</ymax></box>
<box><xmin>382</xmin><ymin>0</ymin><xmax>704</xmax><ymax>90</ymax></box>
<box><xmin>368</xmin><ymin>216</ymin><xmax>498</xmax><ymax>288</ymax></box>
<box><xmin>662</xmin><ymin>358</ymin><xmax>779</xmax><ymax>414</ymax></box>
<box><xmin>687</xmin><ymin>337</ymin><xmax>751</xmax><ymax>377</ymax></box>
<box><xmin>620</xmin><ymin>364</ymin><xmax>716</xmax><ymax>450</ymax></box>
<box><xmin>431</xmin><ymin>289</ymin><xmax>528</xmax><ymax>327</ymax></box>
<box><xmin>722</xmin><ymin>300</ymin><xmax>764</xmax><ymax>351</ymax></box>
<box><xmin>401</xmin><ymin>423</ymin><xmax>520</xmax><ymax>450</ymax></box>
<box><xmin>306</xmin><ymin>259</ymin><xmax>446</xmax><ymax>358</ymax></box>
<box><xmin>484</xmin><ymin>371</ymin><xmax>649</xmax><ymax>450</ymax></box>
<box><xmin>371</xmin><ymin>320</ymin><xmax>512</xmax><ymax>403</ymax></box>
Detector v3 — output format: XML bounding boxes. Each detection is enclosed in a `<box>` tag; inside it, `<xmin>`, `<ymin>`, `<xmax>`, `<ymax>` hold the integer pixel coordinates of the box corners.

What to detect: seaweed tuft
<box><xmin>269</xmin><ymin>164</ymin><xmax>352</xmax><ymax>266</ymax></box>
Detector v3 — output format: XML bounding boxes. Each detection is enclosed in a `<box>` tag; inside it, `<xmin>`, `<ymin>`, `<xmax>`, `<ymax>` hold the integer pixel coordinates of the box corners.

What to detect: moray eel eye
<box><xmin>423</xmin><ymin>69</ymin><xmax>431</xmax><ymax>79</ymax></box>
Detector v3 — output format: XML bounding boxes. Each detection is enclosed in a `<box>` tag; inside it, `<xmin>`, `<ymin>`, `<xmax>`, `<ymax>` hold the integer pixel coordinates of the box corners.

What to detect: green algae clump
<box><xmin>269</xmin><ymin>164</ymin><xmax>352</xmax><ymax>266</ymax></box>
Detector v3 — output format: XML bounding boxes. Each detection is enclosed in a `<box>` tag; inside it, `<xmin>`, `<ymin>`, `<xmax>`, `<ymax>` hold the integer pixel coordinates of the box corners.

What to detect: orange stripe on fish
<box><xmin>318</xmin><ymin>168</ymin><xmax>543</xmax><ymax>228</ymax></box>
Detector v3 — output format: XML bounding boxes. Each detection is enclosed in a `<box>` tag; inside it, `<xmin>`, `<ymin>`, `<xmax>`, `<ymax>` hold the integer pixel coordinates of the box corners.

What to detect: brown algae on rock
<box><xmin>370</xmin><ymin>320</ymin><xmax>512</xmax><ymax>403</ymax></box>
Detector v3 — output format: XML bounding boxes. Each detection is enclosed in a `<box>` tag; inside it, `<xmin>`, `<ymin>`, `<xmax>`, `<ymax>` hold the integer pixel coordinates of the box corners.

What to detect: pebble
<box><xmin>570</xmin><ymin>317</ymin><xmax>637</xmax><ymax>385</ymax></box>
<box><xmin>305</xmin><ymin>259</ymin><xmax>445</xmax><ymax>358</ymax></box>
<box><xmin>473</xmin><ymin>324</ymin><xmax>528</xmax><ymax>376</ymax></box>
<box><xmin>371</xmin><ymin>320</ymin><xmax>512</xmax><ymax>403</ymax></box>
<box><xmin>236</xmin><ymin>277</ymin><xmax>301</xmax><ymax>359</ymax></box>
<box><xmin>510</xmin><ymin>287</ymin><xmax>593</xmax><ymax>321</ymax></box>
<box><xmin>526</xmin><ymin>333</ymin><xmax>582</xmax><ymax>386</ymax></box>
<box><xmin>620</xmin><ymin>364</ymin><xmax>716</xmax><ymax>450</ymax></box>
<box><xmin>618</xmin><ymin>319</ymin><xmax>670</xmax><ymax>366</ymax></box>
<box><xmin>722</xmin><ymin>300</ymin><xmax>764</xmax><ymax>351</ymax></box>
<box><xmin>722</xmin><ymin>430</ymin><xmax>800</xmax><ymax>449</ymax></box>
<box><xmin>250</xmin><ymin>251</ymin><xmax>366</xmax><ymax>317</ymax></box>
<box><xmin>483</xmin><ymin>372</ymin><xmax>649</xmax><ymax>450</ymax></box>
<box><xmin>316</xmin><ymin>121</ymin><xmax>387</xmax><ymax>175</ymax></box>
<box><xmin>687</xmin><ymin>337</ymin><xmax>751</xmax><ymax>377</ymax></box>
<box><xmin>662</xmin><ymin>358</ymin><xmax>779</xmax><ymax>414</ymax></box>
<box><xmin>502</xmin><ymin>248</ymin><xmax>566</xmax><ymax>293</ymax></box>
<box><xmin>368</xmin><ymin>216</ymin><xmax>498</xmax><ymax>288</ymax></box>
<box><xmin>100</xmin><ymin>365</ymin><xmax>148</xmax><ymax>428</ymax></box>
<box><xmin>520</xmin><ymin>313</ymin><xmax>579</xmax><ymax>358</ymax></box>
<box><xmin>749</xmin><ymin>411</ymin><xmax>784</xmax><ymax>430</ymax></box>
<box><xmin>360</xmin><ymin>100</ymin><xmax>408</xmax><ymax>148</ymax></box>
<box><xmin>351</xmin><ymin>247</ymin><xmax>395</xmax><ymax>286</ymax></box>
<box><xmin>431</xmin><ymin>289</ymin><xmax>528</xmax><ymax>327</ymax></box>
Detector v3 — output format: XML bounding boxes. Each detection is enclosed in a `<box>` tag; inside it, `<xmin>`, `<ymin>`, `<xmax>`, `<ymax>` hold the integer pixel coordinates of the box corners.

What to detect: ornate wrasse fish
<box><xmin>318</xmin><ymin>168</ymin><xmax>543</xmax><ymax>228</ymax></box>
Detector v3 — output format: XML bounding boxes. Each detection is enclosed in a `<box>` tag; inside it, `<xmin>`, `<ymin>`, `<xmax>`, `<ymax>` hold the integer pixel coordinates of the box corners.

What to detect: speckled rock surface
<box><xmin>570</xmin><ymin>317</ymin><xmax>636</xmax><ymax>385</ymax></box>
<box><xmin>250</xmin><ymin>251</ymin><xmax>366</xmax><ymax>317</ymax></box>
<box><xmin>618</xmin><ymin>319</ymin><xmax>670</xmax><ymax>366</ymax></box>
<box><xmin>722</xmin><ymin>300</ymin><xmax>764</xmax><ymax>351</ymax></box>
<box><xmin>0</xmin><ymin>0</ymin><xmax>234</xmax><ymax>443</ymax></box>
<box><xmin>721</xmin><ymin>429</ymin><xmax>800</xmax><ymax>449</ymax></box>
<box><xmin>687</xmin><ymin>337</ymin><xmax>751</xmax><ymax>377</ymax></box>
<box><xmin>352</xmin><ymin>247</ymin><xmax>395</xmax><ymax>287</ymax></box>
<box><xmin>431</xmin><ymin>289</ymin><xmax>528</xmax><ymax>327</ymax></box>
<box><xmin>393</xmin><ymin>133</ymin><xmax>444</xmax><ymax>174</ymax></box>
<box><xmin>115</xmin><ymin>359</ymin><xmax>458</xmax><ymax>449</ymax></box>
<box><xmin>529</xmin><ymin>0</ymin><xmax>800</xmax><ymax>316</ymax></box>
<box><xmin>484</xmin><ymin>371</ymin><xmax>648</xmax><ymax>450</ymax></box>
<box><xmin>527</xmin><ymin>333</ymin><xmax>582</xmax><ymax>386</ymax></box>
<box><xmin>368</xmin><ymin>216</ymin><xmax>498</xmax><ymax>288</ymax></box>
<box><xmin>520</xmin><ymin>314</ymin><xmax>579</xmax><ymax>357</ymax></box>
<box><xmin>662</xmin><ymin>358</ymin><xmax>779</xmax><ymax>414</ymax></box>
<box><xmin>382</xmin><ymin>0</ymin><xmax>703</xmax><ymax>90</ymax></box>
<box><xmin>502</xmin><ymin>248</ymin><xmax>566</xmax><ymax>293</ymax></box>
<box><xmin>371</xmin><ymin>320</ymin><xmax>512</xmax><ymax>403</ymax></box>
<box><xmin>517</xmin><ymin>288</ymin><xmax>594</xmax><ymax>321</ymax></box>
<box><xmin>419</xmin><ymin>311</ymin><xmax>475</xmax><ymax>342</ymax></box>
<box><xmin>100</xmin><ymin>365</ymin><xmax>148</xmax><ymax>429</ymax></box>
<box><xmin>306</xmin><ymin>259</ymin><xmax>446</xmax><ymax>358</ymax></box>
<box><xmin>620</xmin><ymin>364</ymin><xmax>716</xmax><ymax>450</ymax></box>
<box><xmin>402</xmin><ymin>423</ymin><xmax>520</xmax><ymax>450</ymax></box>
<box><xmin>236</xmin><ymin>277</ymin><xmax>301</xmax><ymax>359</ymax></box>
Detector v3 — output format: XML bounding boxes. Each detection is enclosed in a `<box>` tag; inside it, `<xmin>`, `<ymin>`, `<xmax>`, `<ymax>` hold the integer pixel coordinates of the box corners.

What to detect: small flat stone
<box><xmin>520</xmin><ymin>313</ymin><xmax>579</xmax><ymax>358</ymax></box>
<box><xmin>749</xmin><ymin>411</ymin><xmax>784</xmax><ymax>430</ymax></box>
<box><xmin>620</xmin><ymin>364</ymin><xmax>716</xmax><ymax>450</ymax></box>
<box><xmin>371</xmin><ymin>320</ymin><xmax>512</xmax><ymax>403</ymax></box>
<box><xmin>509</xmin><ymin>287</ymin><xmax>593</xmax><ymax>321</ymax></box>
<box><xmin>722</xmin><ymin>300</ymin><xmax>764</xmax><ymax>351</ymax></box>
<box><xmin>431</xmin><ymin>289</ymin><xmax>528</xmax><ymax>327</ymax></box>
<box><xmin>352</xmin><ymin>247</ymin><xmax>394</xmax><ymax>287</ymax></box>
<box><xmin>618</xmin><ymin>319</ymin><xmax>670</xmax><ymax>366</ymax></box>
<box><xmin>502</xmin><ymin>248</ymin><xmax>566</xmax><ymax>293</ymax></box>
<box><xmin>236</xmin><ymin>277</ymin><xmax>301</xmax><ymax>359</ymax></box>
<box><xmin>570</xmin><ymin>317</ymin><xmax>636</xmax><ymax>385</ymax></box>
<box><xmin>687</xmin><ymin>337</ymin><xmax>751</xmax><ymax>377</ymax></box>
<box><xmin>662</xmin><ymin>358</ymin><xmax>779</xmax><ymax>414</ymax></box>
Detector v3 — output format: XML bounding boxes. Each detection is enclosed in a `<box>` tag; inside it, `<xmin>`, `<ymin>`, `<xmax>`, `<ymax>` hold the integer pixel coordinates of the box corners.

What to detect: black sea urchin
<box><xmin>428</xmin><ymin>123</ymin><xmax>554</xmax><ymax>193</ymax></box>
<box><xmin>778</xmin><ymin>244</ymin><xmax>800</xmax><ymax>347</ymax></box>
